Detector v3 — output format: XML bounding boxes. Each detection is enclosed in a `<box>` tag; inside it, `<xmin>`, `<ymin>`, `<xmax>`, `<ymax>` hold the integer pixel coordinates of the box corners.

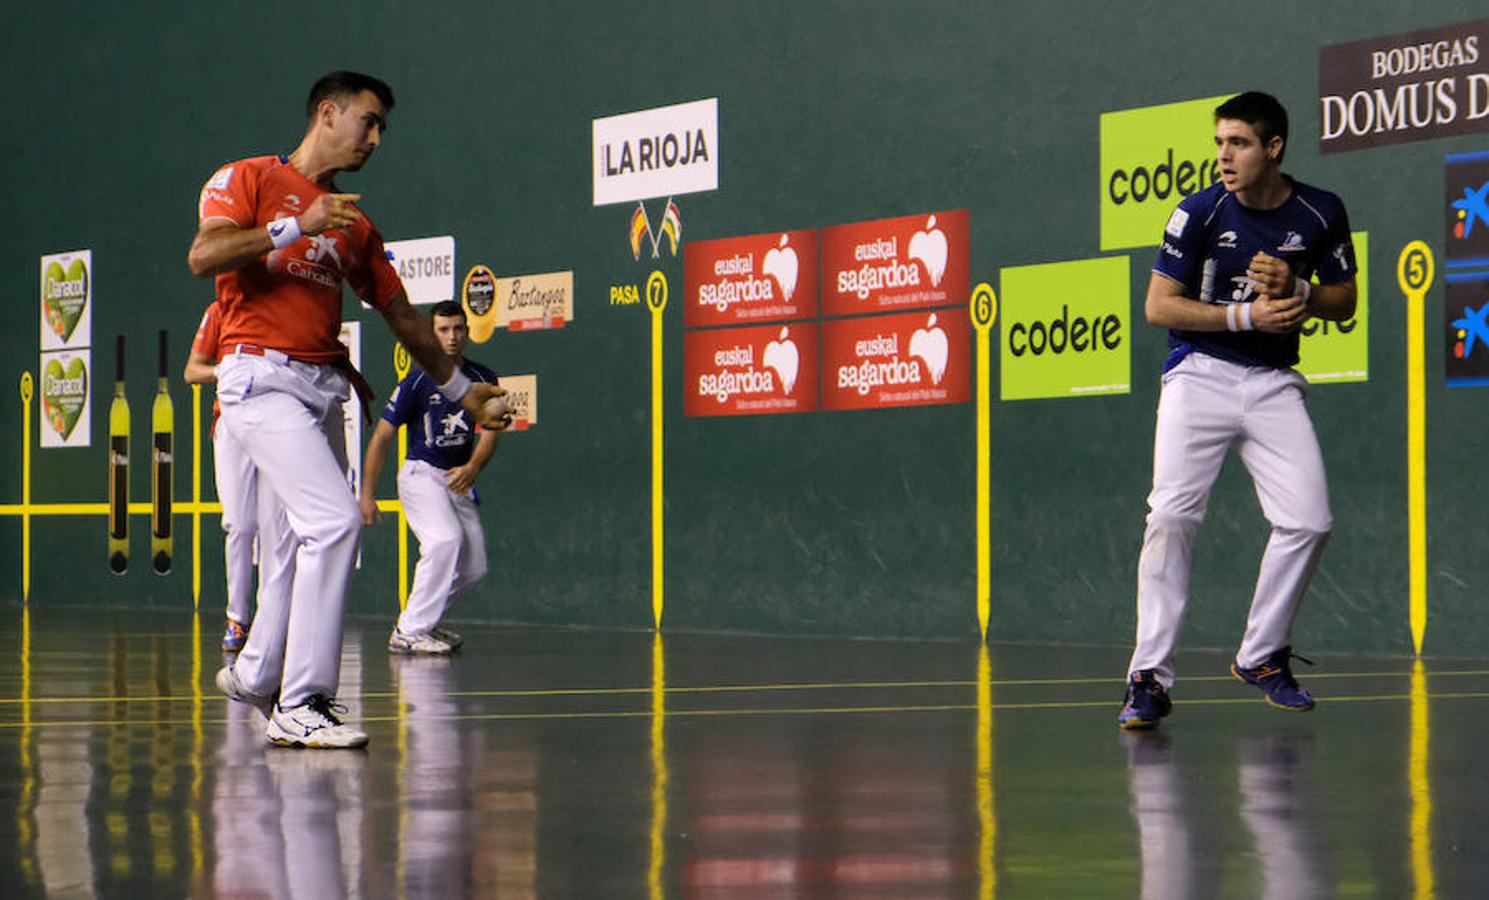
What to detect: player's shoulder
<box><xmin>1164</xmin><ymin>183</ymin><xmax>1228</xmax><ymax>242</ymax></box>
<box><xmin>463</xmin><ymin>360</ymin><xmax>499</xmax><ymax>384</ymax></box>
<box><xmin>1288</xmin><ymin>178</ymin><xmax>1349</xmax><ymax>224</ymax></box>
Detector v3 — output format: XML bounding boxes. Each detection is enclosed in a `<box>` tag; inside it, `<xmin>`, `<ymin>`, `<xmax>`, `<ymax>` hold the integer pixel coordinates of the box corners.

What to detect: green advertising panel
<box><xmin>1099</xmin><ymin>95</ymin><xmax>1231</xmax><ymax>251</ymax></box>
<box><xmin>1297</xmin><ymin>231</ymin><xmax>1369</xmax><ymax>384</ymax></box>
<box><xmin>1000</xmin><ymin>256</ymin><xmax>1130</xmax><ymax>400</ymax></box>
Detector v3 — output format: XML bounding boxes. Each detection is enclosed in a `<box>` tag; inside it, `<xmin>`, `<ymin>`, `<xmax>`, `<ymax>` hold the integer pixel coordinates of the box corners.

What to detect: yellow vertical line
<box><xmin>1397</xmin><ymin>242</ymin><xmax>1433</xmax><ymax>655</ymax></box>
<box><xmin>190</xmin><ymin>608</ymin><xmax>203</xmax><ymax>880</ymax></box>
<box><xmin>393</xmin><ymin>345</ymin><xmax>412</xmax><ymax>610</ymax></box>
<box><xmin>396</xmin><ymin>685</ymin><xmax>409</xmax><ymax>896</ymax></box>
<box><xmin>192</xmin><ymin>384</ymin><xmax>201</xmax><ymax>606</ymax></box>
<box><xmin>1409</xmin><ymin>659</ymin><xmax>1435</xmax><ymax>899</ymax></box>
<box><xmin>646</xmin><ymin>272</ymin><xmax>668</xmax><ymax>629</ymax></box>
<box><xmin>648</xmin><ymin>631</ymin><xmax>668</xmax><ymax>899</ymax></box>
<box><xmin>398</xmin><ymin>428</ymin><xmax>409</xmax><ymax>609</ymax></box>
<box><xmin>20</xmin><ymin>373</ymin><xmax>33</xmax><ymax>601</ymax></box>
<box><xmin>970</xmin><ymin>285</ymin><xmax>997</xmax><ymax>640</ymax></box>
<box><xmin>976</xmin><ymin>643</ymin><xmax>996</xmax><ymax>898</ymax></box>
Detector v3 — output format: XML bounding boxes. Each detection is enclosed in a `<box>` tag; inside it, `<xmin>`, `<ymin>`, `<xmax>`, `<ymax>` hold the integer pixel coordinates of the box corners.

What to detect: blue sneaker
<box><xmin>1117</xmin><ymin>669</ymin><xmax>1172</xmax><ymax>730</ymax></box>
<box><xmin>1231</xmin><ymin>647</ymin><xmax>1315</xmax><ymax>711</ymax></box>
<box><xmin>221</xmin><ymin>619</ymin><xmax>249</xmax><ymax>652</ymax></box>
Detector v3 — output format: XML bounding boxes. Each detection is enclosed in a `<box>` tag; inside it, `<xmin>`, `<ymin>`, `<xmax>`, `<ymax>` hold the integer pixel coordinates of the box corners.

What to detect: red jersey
<box><xmin>197</xmin><ymin>155</ymin><xmax>402</xmax><ymax>362</ymax></box>
<box><xmin>192</xmin><ymin>301</ymin><xmax>222</xmax><ymax>361</ymax></box>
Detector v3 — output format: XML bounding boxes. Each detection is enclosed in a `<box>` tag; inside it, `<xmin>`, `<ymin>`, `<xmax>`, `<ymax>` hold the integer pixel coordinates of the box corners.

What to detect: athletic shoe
<box><xmin>429</xmin><ymin>625</ymin><xmax>463</xmax><ymax>650</ymax></box>
<box><xmin>1117</xmin><ymin>669</ymin><xmax>1173</xmax><ymax>730</ymax></box>
<box><xmin>266</xmin><ymin>695</ymin><xmax>369</xmax><ymax>749</ymax></box>
<box><xmin>221</xmin><ymin>619</ymin><xmax>249</xmax><ymax>652</ymax></box>
<box><xmin>216</xmin><ymin>664</ymin><xmax>275</xmax><ymax>717</ymax></box>
<box><xmin>388</xmin><ymin>628</ymin><xmax>454</xmax><ymax>656</ymax></box>
<box><xmin>1231</xmin><ymin>647</ymin><xmax>1316</xmax><ymax>711</ymax></box>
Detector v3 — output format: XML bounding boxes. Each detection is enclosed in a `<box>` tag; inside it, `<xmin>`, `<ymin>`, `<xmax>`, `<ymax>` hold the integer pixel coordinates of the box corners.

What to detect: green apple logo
<box><xmin>42</xmin><ymin>259</ymin><xmax>89</xmax><ymax>342</ymax></box>
<box><xmin>42</xmin><ymin>357</ymin><xmax>88</xmax><ymax>439</ymax></box>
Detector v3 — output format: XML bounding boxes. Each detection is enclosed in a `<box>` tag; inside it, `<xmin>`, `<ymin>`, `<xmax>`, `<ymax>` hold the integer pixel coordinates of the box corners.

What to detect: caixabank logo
<box><xmin>999</xmin><ymin>256</ymin><xmax>1130</xmax><ymax>400</ymax></box>
<box><xmin>684</xmin><ymin>323</ymin><xmax>819</xmax><ymax>417</ymax></box>
<box><xmin>1100</xmin><ymin>95</ymin><xmax>1231</xmax><ymax>251</ymax></box>
<box><xmin>822</xmin><ymin>309</ymin><xmax>969</xmax><ymax>411</ymax></box>
<box><xmin>1446</xmin><ymin>150</ymin><xmax>1489</xmax><ymax>268</ymax></box>
<box><xmin>684</xmin><ymin>230</ymin><xmax>818</xmax><ymax>327</ymax></box>
<box><xmin>821</xmin><ymin>210</ymin><xmax>969</xmax><ymax>315</ymax></box>
<box><xmin>1446</xmin><ymin>271</ymin><xmax>1489</xmax><ymax>387</ymax></box>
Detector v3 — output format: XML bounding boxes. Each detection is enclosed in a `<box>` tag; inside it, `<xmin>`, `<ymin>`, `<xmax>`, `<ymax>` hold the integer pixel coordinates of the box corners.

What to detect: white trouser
<box><xmin>217</xmin><ymin>351</ymin><xmax>360</xmax><ymax>708</ymax></box>
<box><xmin>1128</xmin><ymin>353</ymin><xmax>1332</xmax><ymax>687</ymax></box>
<box><xmin>397</xmin><ymin>458</ymin><xmax>487</xmax><ymax>635</ymax></box>
<box><xmin>215</xmin><ymin>423</ymin><xmax>258</xmax><ymax>626</ymax></box>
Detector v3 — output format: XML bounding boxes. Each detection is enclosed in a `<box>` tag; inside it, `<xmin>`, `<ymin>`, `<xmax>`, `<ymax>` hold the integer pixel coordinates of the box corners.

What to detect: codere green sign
<box><xmin>1297</xmin><ymin>231</ymin><xmax>1369</xmax><ymax>384</ymax></box>
<box><xmin>1100</xmin><ymin>95</ymin><xmax>1231</xmax><ymax>251</ymax></box>
<box><xmin>1000</xmin><ymin>256</ymin><xmax>1130</xmax><ymax>400</ymax></box>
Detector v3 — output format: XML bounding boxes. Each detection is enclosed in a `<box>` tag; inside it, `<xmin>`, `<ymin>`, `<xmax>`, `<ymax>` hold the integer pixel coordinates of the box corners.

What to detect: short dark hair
<box><xmin>1215</xmin><ymin>91</ymin><xmax>1288</xmax><ymax>163</ymax></box>
<box><xmin>431</xmin><ymin>300</ymin><xmax>465</xmax><ymax>321</ymax></box>
<box><xmin>305</xmin><ymin>71</ymin><xmax>395</xmax><ymax>119</ymax></box>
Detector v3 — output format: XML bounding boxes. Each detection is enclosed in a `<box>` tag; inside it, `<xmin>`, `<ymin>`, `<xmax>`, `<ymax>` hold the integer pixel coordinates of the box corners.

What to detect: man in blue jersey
<box><xmin>1118</xmin><ymin>92</ymin><xmax>1358</xmax><ymax>729</ymax></box>
<box><xmin>360</xmin><ymin>301</ymin><xmax>502</xmax><ymax>654</ymax></box>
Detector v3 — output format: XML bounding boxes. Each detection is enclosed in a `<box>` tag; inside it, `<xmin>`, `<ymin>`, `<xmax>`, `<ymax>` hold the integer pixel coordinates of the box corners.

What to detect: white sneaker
<box><xmin>388</xmin><ymin>628</ymin><xmax>454</xmax><ymax>655</ymax></box>
<box><xmin>266</xmin><ymin>695</ymin><xmax>369</xmax><ymax>749</ymax></box>
<box><xmin>429</xmin><ymin>625</ymin><xmax>464</xmax><ymax>650</ymax></box>
<box><xmin>216</xmin><ymin>664</ymin><xmax>275</xmax><ymax>717</ymax></box>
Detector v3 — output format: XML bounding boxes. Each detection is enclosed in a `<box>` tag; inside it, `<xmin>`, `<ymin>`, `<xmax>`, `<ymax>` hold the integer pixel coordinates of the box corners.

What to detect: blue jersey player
<box><xmin>1119</xmin><ymin>92</ymin><xmax>1359</xmax><ymax>729</ymax></box>
<box><xmin>360</xmin><ymin>301</ymin><xmax>501</xmax><ymax>654</ymax></box>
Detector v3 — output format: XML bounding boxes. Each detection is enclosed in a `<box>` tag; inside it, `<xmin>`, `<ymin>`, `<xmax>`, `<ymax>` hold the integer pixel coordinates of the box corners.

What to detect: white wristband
<box><xmin>438</xmin><ymin>368</ymin><xmax>473</xmax><ymax>402</ymax></box>
<box><xmin>1293</xmin><ymin>276</ymin><xmax>1312</xmax><ymax>304</ymax></box>
<box><xmin>1239</xmin><ymin>302</ymin><xmax>1254</xmax><ymax>332</ymax></box>
<box><xmin>267</xmin><ymin>216</ymin><xmax>302</xmax><ymax>249</ymax></box>
<box><xmin>1226</xmin><ymin>304</ymin><xmax>1239</xmax><ymax>332</ymax></box>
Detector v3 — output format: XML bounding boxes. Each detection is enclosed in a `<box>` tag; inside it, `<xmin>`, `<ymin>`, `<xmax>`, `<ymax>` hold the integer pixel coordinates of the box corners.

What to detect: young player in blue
<box><xmin>1119</xmin><ymin>92</ymin><xmax>1359</xmax><ymax>729</ymax></box>
<box><xmin>360</xmin><ymin>301</ymin><xmax>501</xmax><ymax>654</ymax></box>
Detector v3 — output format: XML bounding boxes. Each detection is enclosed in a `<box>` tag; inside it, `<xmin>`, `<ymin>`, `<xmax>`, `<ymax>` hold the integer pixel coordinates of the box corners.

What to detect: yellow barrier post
<box><xmin>646</xmin><ymin>271</ymin><xmax>668</xmax><ymax>629</ymax></box>
<box><xmin>1397</xmin><ymin>241</ymin><xmax>1434</xmax><ymax>656</ymax></box>
<box><xmin>970</xmin><ymin>283</ymin><xmax>998</xmax><ymax>640</ymax></box>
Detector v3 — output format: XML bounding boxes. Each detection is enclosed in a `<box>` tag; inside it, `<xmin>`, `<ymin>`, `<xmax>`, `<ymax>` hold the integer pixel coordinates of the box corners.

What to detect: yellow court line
<box><xmin>9</xmin><ymin>688</ymin><xmax>1489</xmax><ymax>730</ymax></box>
<box><xmin>9</xmin><ymin>668</ymin><xmax>1489</xmax><ymax>706</ymax></box>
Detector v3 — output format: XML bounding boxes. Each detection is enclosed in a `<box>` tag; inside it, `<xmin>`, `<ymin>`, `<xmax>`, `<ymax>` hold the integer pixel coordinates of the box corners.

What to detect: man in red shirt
<box><xmin>189</xmin><ymin>70</ymin><xmax>504</xmax><ymax>749</ymax></box>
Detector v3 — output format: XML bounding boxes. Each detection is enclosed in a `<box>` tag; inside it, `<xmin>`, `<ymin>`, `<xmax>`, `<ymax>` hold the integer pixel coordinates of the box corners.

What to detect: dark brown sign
<box><xmin>1319</xmin><ymin>17</ymin><xmax>1489</xmax><ymax>154</ymax></box>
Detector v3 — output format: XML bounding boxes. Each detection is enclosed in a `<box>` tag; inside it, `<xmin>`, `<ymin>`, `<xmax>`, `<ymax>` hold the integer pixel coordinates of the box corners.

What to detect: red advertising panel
<box><xmin>684</xmin><ymin>230</ymin><xmax>819</xmax><ymax>327</ymax></box>
<box><xmin>821</xmin><ymin>209</ymin><xmax>969</xmax><ymax>316</ymax></box>
<box><xmin>822</xmin><ymin>308</ymin><xmax>970</xmax><ymax>411</ymax></box>
<box><xmin>684</xmin><ymin>322</ymin><xmax>819</xmax><ymax>417</ymax></box>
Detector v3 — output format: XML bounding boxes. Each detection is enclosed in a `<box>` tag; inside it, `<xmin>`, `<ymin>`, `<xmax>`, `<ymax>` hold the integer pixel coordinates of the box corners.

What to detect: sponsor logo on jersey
<box><xmin>1279</xmin><ymin>231</ymin><xmax>1307</xmax><ymax>252</ymax></box>
<box><xmin>1217</xmin><ymin>229</ymin><xmax>1239</xmax><ymax>248</ymax></box>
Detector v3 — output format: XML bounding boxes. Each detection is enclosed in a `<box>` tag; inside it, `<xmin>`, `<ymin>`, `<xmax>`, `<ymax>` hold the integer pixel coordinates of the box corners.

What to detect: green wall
<box><xmin>3</xmin><ymin>1</ymin><xmax>1487</xmax><ymax>655</ymax></box>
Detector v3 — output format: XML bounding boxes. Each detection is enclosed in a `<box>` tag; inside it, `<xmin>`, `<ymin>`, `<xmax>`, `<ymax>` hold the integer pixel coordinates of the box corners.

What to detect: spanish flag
<box><xmin>629</xmin><ymin>203</ymin><xmax>650</xmax><ymax>260</ymax></box>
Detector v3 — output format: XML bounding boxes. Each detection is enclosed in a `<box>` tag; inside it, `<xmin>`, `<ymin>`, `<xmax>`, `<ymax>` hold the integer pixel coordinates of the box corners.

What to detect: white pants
<box><xmin>215</xmin><ymin>425</ymin><xmax>295</xmax><ymax>628</ymax></box>
<box><xmin>397</xmin><ymin>459</ymin><xmax>487</xmax><ymax>635</ymax></box>
<box><xmin>1128</xmin><ymin>353</ymin><xmax>1332</xmax><ymax>687</ymax></box>
<box><xmin>217</xmin><ymin>351</ymin><xmax>360</xmax><ymax>708</ymax></box>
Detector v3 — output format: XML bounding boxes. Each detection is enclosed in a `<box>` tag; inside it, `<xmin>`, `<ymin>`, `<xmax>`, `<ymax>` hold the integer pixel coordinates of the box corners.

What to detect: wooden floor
<box><xmin>1</xmin><ymin>603</ymin><xmax>1486</xmax><ymax>897</ymax></box>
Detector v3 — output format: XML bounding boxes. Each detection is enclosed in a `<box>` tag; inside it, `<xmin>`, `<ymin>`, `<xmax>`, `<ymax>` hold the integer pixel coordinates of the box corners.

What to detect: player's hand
<box><xmin>460</xmin><ymin>382</ymin><xmax>513</xmax><ymax>431</ymax></box>
<box><xmin>301</xmin><ymin>193</ymin><xmax>363</xmax><ymax>235</ymax></box>
<box><xmin>446</xmin><ymin>463</ymin><xmax>478</xmax><ymax>495</ymax></box>
<box><xmin>1250</xmin><ymin>295</ymin><xmax>1308</xmax><ymax>333</ymax></box>
<box><xmin>358</xmin><ymin>494</ymin><xmax>381</xmax><ymax>526</ymax></box>
<box><xmin>1246</xmin><ymin>251</ymin><xmax>1297</xmax><ymax>299</ymax></box>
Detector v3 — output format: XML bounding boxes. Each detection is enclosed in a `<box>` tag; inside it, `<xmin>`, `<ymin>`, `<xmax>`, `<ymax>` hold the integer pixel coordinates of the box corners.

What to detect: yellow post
<box><xmin>19</xmin><ymin>373</ymin><xmax>32</xmax><ymax>601</ymax></box>
<box><xmin>393</xmin><ymin>344</ymin><xmax>412</xmax><ymax>608</ymax></box>
<box><xmin>646</xmin><ymin>271</ymin><xmax>668</xmax><ymax>629</ymax></box>
<box><xmin>1397</xmin><ymin>241</ymin><xmax>1433</xmax><ymax>655</ymax></box>
<box><xmin>970</xmin><ymin>284</ymin><xmax>998</xmax><ymax>640</ymax></box>
<box><xmin>191</xmin><ymin>383</ymin><xmax>201</xmax><ymax>606</ymax></box>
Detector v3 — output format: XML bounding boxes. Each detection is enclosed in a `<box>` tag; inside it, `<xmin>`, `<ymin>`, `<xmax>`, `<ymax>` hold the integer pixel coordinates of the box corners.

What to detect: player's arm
<box><xmin>1246</xmin><ymin>251</ymin><xmax>1356</xmax><ymax>323</ymax></box>
<box><xmin>182</xmin><ymin>348</ymin><xmax>217</xmax><ymax>385</ymax></box>
<box><xmin>377</xmin><ymin>291</ymin><xmax>508</xmax><ymax>428</ymax></box>
<box><xmin>359</xmin><ymin>419</ymin><xmax>398</xmax><ymax>525</ymax></box>
<box><xmin>446</xmin><ymin>428</ymin><xmax>498</xmax><ymax>495</ymax></box>
<box><xmin>1146</xmin><ymin>271</ymin><xmax>1304</xmax><ymax>334</ymax></box>
<box><xmin>186</xmin><ymin>193</ymin><xmax>363</xmax><ymax>277</ymax></box>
